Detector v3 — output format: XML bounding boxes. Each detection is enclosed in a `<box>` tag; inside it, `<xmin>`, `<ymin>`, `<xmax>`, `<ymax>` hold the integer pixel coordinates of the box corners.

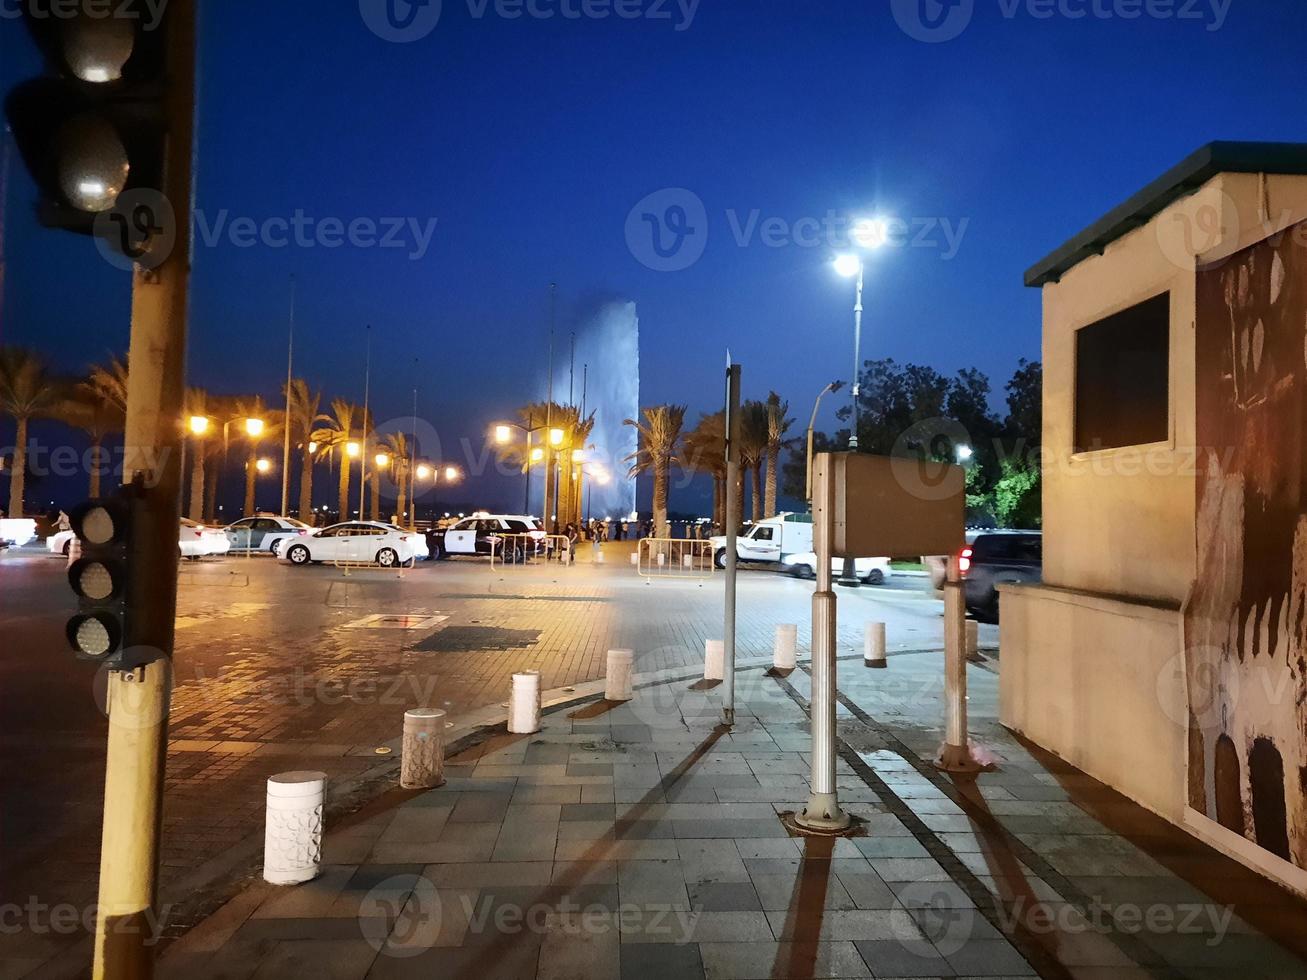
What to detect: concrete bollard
<box><xmin>606</xmin><ymin>649</ymin><xmax>634</xmax><ymax>701</ymax></box>
<box><xmin>966</xmin><ymin>620</ymin><xmax>979</xmax><ymax>658</ymax></box>
<box><xmin>704</xmin><ymin>639</ymin><xmax>725</xmax><ymax>681</ymax></box>
<box><xmin>774</xmin><ymin>623</ymin><xmax>798</xmax><ymax>671</ymax></box>
<box><xmin>508</xmin><ymin>671</ymin><xmax>541</xmax><ymax>734</ymax></box>
<box><xmin>264</xmin><ymin>771</ymin><xmax>327</xmax><ymax>885</ymax></box>
<box><xmin>865</xmin><ymin>622</ymin><xmax>887</xmax><ymax>668</ymax></box>
<box><xmin>401</xmin><ymin>708</ymin><xmax>447</xmax><ymax>789</ymax></box>
<box><xmin>630</xmin><ymin>551</ymin><xmax>640</xmax><ymax>566</ymax></box>
<box><xmin>657</xmin><ymin>552</ymin><xmax>666</xmax><ymax>567</ymax></box>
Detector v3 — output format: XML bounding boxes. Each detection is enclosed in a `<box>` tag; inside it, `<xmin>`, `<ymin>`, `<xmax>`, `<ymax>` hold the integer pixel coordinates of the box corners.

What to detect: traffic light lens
<box><xmin>57</xmin><ymin>115</ymin><xmax>129</xmax><ymax>212</ymax></box>
<box><xmin>65</xmin><ymin>18</ymin><xmax>136</xmax><ymax>83</ymax></box>
<box><xmin>76</xmin><ymin>562</ymin><xmax>115</xmax><ymax>601</ymax></box>
<box><xmin>80</xmin><ymin>506</ymin><xmax>116</xmax><ymax>545</ymax></box>
<box><xmin>75</xmin><ymin>617</ymin><xmax>113</xmax><ymax>658</ymax></box>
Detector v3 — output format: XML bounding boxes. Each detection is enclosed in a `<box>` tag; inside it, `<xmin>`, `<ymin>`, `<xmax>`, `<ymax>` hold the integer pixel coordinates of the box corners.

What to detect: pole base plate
<box><xmin>794</xmin><ymin>793</ymin><xmax>852</xmax><ymax>833</ymax></box>
<box><xmin>863</xmin><ymin>660</ymin><xmax>888</xmax><ymax>669</ymax></box>
<box><xmin>935</xmin><ymin>742</ymin><xmax>984</xmax><ymax>774</ymax></box>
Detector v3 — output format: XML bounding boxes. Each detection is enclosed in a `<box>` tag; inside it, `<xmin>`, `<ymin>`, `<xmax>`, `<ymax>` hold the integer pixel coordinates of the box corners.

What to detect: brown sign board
<box><xmin>819</xmin><ymin>452</ymin><xmax>965</xmax><ymax>558</ymax></box>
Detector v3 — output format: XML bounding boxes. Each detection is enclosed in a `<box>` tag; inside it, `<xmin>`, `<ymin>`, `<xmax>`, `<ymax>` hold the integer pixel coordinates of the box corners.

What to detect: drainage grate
<box><xmin>413</xmin><ymin>626</ymin><xmax>541</xmax><ymax>652</ymax></box>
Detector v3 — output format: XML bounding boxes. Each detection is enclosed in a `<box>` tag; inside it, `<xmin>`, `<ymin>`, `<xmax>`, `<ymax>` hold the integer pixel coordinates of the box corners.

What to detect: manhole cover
<box><xmin>414</xmin><ymin>626</ymin><xmax>541</xmax><ymax>652</ymax></box>
<box><xmin>342</xmin><ymin>614</ymin><xmax>449</xmax><ymax>630</ymax></box>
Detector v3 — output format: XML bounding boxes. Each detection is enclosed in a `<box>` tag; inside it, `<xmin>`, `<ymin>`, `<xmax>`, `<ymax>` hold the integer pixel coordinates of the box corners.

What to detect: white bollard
<box><xmin>704</xmin><ymin>639</ymin><xmax>725</xmax><ymax>681</ymax></box>
<box><xmin>657</xmin><ymin>552</ymin><xmax>666</xmax><ymax>567</ymax></box>
<box><xmin>865</xmin><ymin>622</ymin><xmax>887</xmax><ymax>669</ymax></box>
<box><xmin>683</xmin><ymin>554</ymin><xmax>693</xmax><ymax>569</ymax></box>
<box><xmin>264</xmin><ymin>771</ymin><xmax>327</xmax><ymax>885</ymax></box>
<box><xmin>774</xmin><ymin>623</ymin><xmax>798</xmax><ymax>671</ymax></box>
<box><xmin>966</xmin><ymin>620</ymin><xmax>979</xmax><ymax>658</ymax></box>
<box><xmin>630</xmin><ymin>551</ymin><xmax>640</xmax><ymax>566</ymax></box>
<box><xmin>508</xmin><ymin>671</ymin><xmax>541</xmax><ymax>734</ymax></box>
<box><xmin>606</xmin><ymin>649</ymin><xmax>634</xmax><ymax>701</ymax></box>
<box><xmin>401</xmin><ymin>708</ymin><xmax>447</xmax><ymax>789</ymax></box>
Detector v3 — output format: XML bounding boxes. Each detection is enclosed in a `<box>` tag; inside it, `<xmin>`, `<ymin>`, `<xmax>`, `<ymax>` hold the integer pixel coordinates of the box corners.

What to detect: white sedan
<box><xmin>1</xmin><ymin>519</ymin><xmax>38</xmax><ymax>548</ymax></box>
<box><xmin>47</xmin><ymin>520</ymin><xmax>230</xmax><ymax>559</ymax></box>
<box><xmin>274</xmin><ymin>521</ymin><xmax>422</xmax><ymax>568</ymax></box>
<box><xmin>782</xmin><ymin>552</ymin><xmax>893</xmax><ymax>585</ymax></box>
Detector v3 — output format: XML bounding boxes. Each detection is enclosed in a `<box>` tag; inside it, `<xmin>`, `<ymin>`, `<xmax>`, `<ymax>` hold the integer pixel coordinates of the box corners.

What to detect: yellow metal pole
<box><xmin>93</xmin><ymin>2</ymin><xmax>195</xmax><ymax>976</ymax></box>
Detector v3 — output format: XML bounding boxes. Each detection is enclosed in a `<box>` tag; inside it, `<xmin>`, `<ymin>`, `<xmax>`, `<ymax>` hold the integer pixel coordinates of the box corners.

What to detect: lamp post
<box><xmin>805</xmin><ymin>381</ymin><xmax>843</xmax><ymax>505</ymax></box>
<box><xmin>187</xmin><ymin>415</ymin><xmax>209</xmax><ymax>522</ymax></box>
<box><xmin>495</xmin><ymin>415</ymin><xmax>546</xmax><ymax>514</ymax></box>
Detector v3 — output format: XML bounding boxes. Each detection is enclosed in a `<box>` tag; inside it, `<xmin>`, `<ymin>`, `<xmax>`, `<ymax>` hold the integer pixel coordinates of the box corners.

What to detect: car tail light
<box><xmin>297</xmin><ymin>529</ymin><xmax>307</xmax><ymax>535</ymax></box>
<box><xmin>958</xmin><ymin>547</ymin><xmax>973</xmax><ymax>576</ymax></box>
<box><xmin>193</xmin><ymin>530</ymin><xmax>203</xmax><ymax>538</ymax></box>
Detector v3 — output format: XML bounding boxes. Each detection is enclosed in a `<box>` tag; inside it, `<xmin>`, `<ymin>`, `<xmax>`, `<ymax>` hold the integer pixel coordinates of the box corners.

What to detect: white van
<box><xmin>709</xmin><ymin>513</ymin><xmax>813</xmax><ymax>568</ymax></box>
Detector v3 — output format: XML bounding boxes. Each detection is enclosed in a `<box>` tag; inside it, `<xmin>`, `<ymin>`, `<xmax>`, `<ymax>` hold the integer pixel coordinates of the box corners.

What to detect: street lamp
<box><xmin>245</xmin><ymin>417</ymin><xmax>264</xmax><ymax>438</ymax></box>
<box><xmin>416</xmin><ymin>464</ymin><xmax>432</xmax><ymax>480</ymax></box>
<box><xmin>444</xmin><ymin>465</ymin><xmax>459</xmax><ymax>482</ymax></box>
<box><xmin>188</xmin><ymin>415</ymin><xmax>210</xmax><ymax>436</ymax></box>
<box><xmin>494</xmin><ymin>425</ymin><xmax>512</xmax><ymax>445</ymax></box>
<box><xmin>549</xmin><ymin>428</ymin><xmax>564</xmax><ymax>447</ymax></box>
<box><xmin>956</xmin><ymin>444</ymin><xmax>974</xmax><ymax>462</ymax></box>
<box><xmin>835</xmin><ymin>215</ymin><xmax>892</xmax><ymax>453</ymax></box>
<box><xmin>346</xmin><ymin>441</ymin><xmax>360</xmax><ymax>458</ymax></box>
<box><xmin>256</xmin><ymin>458</ymin><xmax>272</xmax><ymax>474</ymax></box>
<box><xmin>805</xmin><ymin>380</ymin><xmax>844</xmax><ymax>504</ymax></box>
<box><xmin>375</xmin><ymin>452</ymin><xmax>390</xmax><ymax>469</ymax></box>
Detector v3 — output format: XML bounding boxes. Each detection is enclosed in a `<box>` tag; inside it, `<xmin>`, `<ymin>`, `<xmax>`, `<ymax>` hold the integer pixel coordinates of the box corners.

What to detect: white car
<box><xmin>225</xmin><ymin>515</ymin><xmax>312</xmax><ymax>554</ymax></box>
<box><xmin>782</xmin><ymin>552</ymin><xmax>893</xmax><ymax>586</ymax></box>
<box><xmin>1</xmin><ymin>518</ymin><xmax>38</xmax><ymax>548</ymax></box>
<box><xmin>428</xmin><ymin>514</ymin><xmax>547</xmax><ymax>559</ymax></box>
<box><xmin>275</xmin><ymin>521</ymin><xmax>422</xmax><ymax>568</ymax></box>
<box><xmin>47</xmin><ymin>520</ymin><xmax>230</xmax><ymax>559</ymax></box>
<box><xmin>180</xmin><ymin>519</ymin><xmax>232</xmax><ymax>559</ymax></box>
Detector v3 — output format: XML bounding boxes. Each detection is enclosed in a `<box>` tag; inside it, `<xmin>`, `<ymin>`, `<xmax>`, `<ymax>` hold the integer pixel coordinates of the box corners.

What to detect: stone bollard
<box><xmin>966</xmin><ymin>620</ymin><xmax>979</xmax><ymax>658</ymax></box>
<box><xmin>865</xmin><ymin>622</ymin><xmax>887</xmax><ymax>669</ymax></box>
<box><xmin>264</xmin><ymin>771</ymin><xmax>327</xmax><ymax>885</ymax></box>
<box><xmin>401</xmin><ymin>708</ymin><xmax>447</xmax><ymax>789</ymax></box>
<box><xmin>508</xmin><ymin>671</ymin><xmax>541</xmax><ymax>734</ymax></box>
<box><xmin>606</xmin><ymin>649</ymin><xmax>634</xmax><ymax>701</ymax></box>
<box><xmin>704</xmin><ymin>639</ymin><xmax>725</xmax><ymax>681</ymax></box>
<box><xmin>774</xmin><ymin>623</ymin><xmax>798</xmax><ymax>671</ymax></box>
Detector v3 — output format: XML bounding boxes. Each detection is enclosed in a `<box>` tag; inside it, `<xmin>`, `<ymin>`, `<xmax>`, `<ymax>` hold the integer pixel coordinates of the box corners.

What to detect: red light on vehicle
<box><xmin>958</xmin><ymin>547</ymin><xmax>973</xmax><ymax>575</ymax></box>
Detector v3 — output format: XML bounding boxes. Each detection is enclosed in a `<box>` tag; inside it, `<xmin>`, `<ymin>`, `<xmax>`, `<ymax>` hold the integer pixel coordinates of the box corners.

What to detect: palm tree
<box><xmin>384</xmin><ymin>432</ymin><xmax>410</xmax><ymax>526</ymax></box>
<box><xmin>315</xmin><ymin>399</ymin><xmax>362</xmax><ymax>521</ymax></box>
<box><xmin>229</xmin><ymin>395</ymin><xmax>280</xmax><ymax>517</ymax></box>
<box><xmin>0</xmin><ymin>347</ymin><xmax>59</xmax><ymax>517</ymax></box>
<box><xmin>739</xmin><ymin>400</ymin><xmax>771</xmax><ymax>523</ymax></box>
<box><xmin>54</xmin><ymin>361</ymin><xmax>128</xmax><ymax>498</ymax></box>
<box><xmin>284</xmin><ymin>379</ymin><xmax>327</xmax><ymax>520</ymax></box>
<box><xmin>624</xmin><ymin>404</ymin><xmax>686</xmax><ymax>539</ymax></box>
<box><xmin>681</xmin><ymin>412</ymin><xmax>727</xmax><ymax>529</ymax></box>
<box><xmin>182</xmin><ymin>387</ymin><xmax>208</xmax><ymax>521</ymax></box>
<box><xmin>764</xmin><ymin>391</ymin><xmax>793</xmax><ymax>518</ymax></box>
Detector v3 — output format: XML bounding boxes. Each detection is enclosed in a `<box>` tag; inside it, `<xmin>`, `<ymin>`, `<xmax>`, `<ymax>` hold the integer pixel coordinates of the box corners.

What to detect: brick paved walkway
<box><xmin>0</xmin><ymin>546</ymin><xmax>960</xmax><ymax>977</ymax></box>
<box><xmin>157</xmin><ymin>651</ymin><xmax>1307</xmax><ymax>979</ymax></box>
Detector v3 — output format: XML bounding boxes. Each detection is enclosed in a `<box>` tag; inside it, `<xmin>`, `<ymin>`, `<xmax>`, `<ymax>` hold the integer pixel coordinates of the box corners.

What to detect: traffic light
<box><xmin>65</xmin><ymin>484</ymin><xmax>150</xmax><ymax>669</ymax></box>
<box><xmin>4</xmin><ymin>0</ymin><xmax>174</xmax><ymax>257</ymax></box>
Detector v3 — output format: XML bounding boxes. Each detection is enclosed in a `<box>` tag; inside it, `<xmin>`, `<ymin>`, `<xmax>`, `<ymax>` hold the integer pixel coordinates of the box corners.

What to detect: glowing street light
<box><xmin>494</xmin><ymin>424</ymin><xmax>512</xmax><ymax>444</ymax></box>
<box><xmin>307</xmin><ymin>441</ymin><xmax>319</xmax><ymax>455</ymax></box>
<box><xmin>530</xmin><ymin>447</ymin><xmax>544</xmax><ymax>463</ymax></box>
<box><xmin>549</xmin><ymin>428</ymin><xmax>565</xmax><ymax>447</ymax></box>
<box><xmin>956</xmin><ymin>444</ymin><xmax>974</xmax><ymax>462</ymax></box>
<box><xmin>346</xmin><ymin>441</ymin><xmax>360</xmax><ymax>458</ymax></box>
<box><xmin>833</xmin><ymin>253</ymin><xmax>862</xmax><ymax>279</ymax></box>
<box><xmin>375</xmin><ymin>453</ymin><xmax>390</xmax><ymax>468</ymax></box>
<box><xmin>245</xmin><ymin>417</ymin><xmax>265</xmax><ymax>438</ymax></box>
<box><xmin>188</xmin><ymin>415</ymin><xmax>210</xmax><ymax>436</ymax></box>
<box><xmin>851</xmin><ymin>216</ymin><xmax>891</xmax><ymax>250</ymax></box>
<box><xmin>444</xmin><ymin>466</ymin><xmax>459</xmax><ymax>482</ymax></box>
<box><xmin>255</xmin><ymin>458</ymin><xmax>272</xmax><ymax>474</ymax></box>
<box><xmin>416</xmin><ymin>464</ymin><xmax>432</xmax><ymax>480</ymax></box>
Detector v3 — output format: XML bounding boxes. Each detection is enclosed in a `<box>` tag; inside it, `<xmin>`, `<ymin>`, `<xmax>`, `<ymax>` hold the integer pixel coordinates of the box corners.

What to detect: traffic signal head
<box><xmin>65</xmin><ymin>492</ymin><xmax>135</xmax><ymax>665</ymax></box>
<box><xmin>4</xmin><ymin>1</ymin><xmax>172</xmax><ymax>251</ymax></box>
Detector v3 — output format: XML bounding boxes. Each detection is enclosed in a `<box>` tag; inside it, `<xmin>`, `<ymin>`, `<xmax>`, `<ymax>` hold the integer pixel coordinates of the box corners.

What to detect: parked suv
<box><xmin>427</xmin><ymin>514</ymin><xmax>545</xmax><ymax>559</ymax></box>
<box><xmin>961</xmin><ymin>530</ymin><xmax>1042</xmax><ymax>623</ymax></box>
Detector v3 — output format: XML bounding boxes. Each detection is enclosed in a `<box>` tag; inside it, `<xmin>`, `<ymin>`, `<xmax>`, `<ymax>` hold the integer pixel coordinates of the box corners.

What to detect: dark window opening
<box><xmin>1075</xmin><ymin>293</ymin><xmax>1169</xmax><ymax>452</ymax></box>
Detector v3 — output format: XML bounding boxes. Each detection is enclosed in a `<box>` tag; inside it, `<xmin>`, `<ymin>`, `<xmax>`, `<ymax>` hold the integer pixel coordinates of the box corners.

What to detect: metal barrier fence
<box><xmin>489</xmin><ymin>533</ymin><xmax>571</xmax><ymax>568</ymax></box>
<box><xmin>637</xmin><ymin>538</ymin><xmax>715</xmax><ymax>579</ymax></box>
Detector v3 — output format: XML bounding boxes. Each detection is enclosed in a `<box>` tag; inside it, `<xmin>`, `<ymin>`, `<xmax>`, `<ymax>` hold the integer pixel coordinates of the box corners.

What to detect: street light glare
<box><xmin>346</xmin><ymin>441</ymin><xmax>360</xmax><ymax>457</ymax></box>
<box><xmin>494</xmin><ymin>425</ymin><xmax>512</xmax><ymax>444</ymax></box>
<box><xmin>256</xmin><ymin>458</ymin><xmax>271</xmax><ymax>473</ymax></box>
<box><xmin>833</xmin><ymin>254</ymin><xmax>862</xmax><ymax>278</ymax></box>
<box><xmin>188</xmin><ymin>415</ymin><xmax>209</xmax><ymax>435</ymax></box>
<box><xmin>444</xmin><ymin>466</ymin><xmax>459</xmax><ymax>481</ymax></box>
<box><xmin>416</xmin><ymin>464</ymin><xmax>432</xmax><ymax>480</ymax></box>
<box><xmin>956</xmin><ymin>444</ymin><xmax>974</xmax><ymax>461</ymax></box>
<box><xmin>375</xmin><ymin>453</ymin><xmax>390</xmax><ymax>468</ymax></box>
<box><xmin>530</xmin><ymin>447</ymin><xmax>544</xmax><ymax>462</ymax></box>
<box><xmin>245</xmin><ymin>417</ymin><xmax>264</xmax><ymax>437</ymax></box>
<box><xmin>852</xmin><ymin>217</ymin><xmax>891</xmax><ymax>249</ymax></box>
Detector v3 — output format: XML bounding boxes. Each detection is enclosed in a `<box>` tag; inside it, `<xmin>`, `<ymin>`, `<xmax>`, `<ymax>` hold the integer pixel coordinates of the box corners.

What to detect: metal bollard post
<box><xmin>704</xmin><ymin>639</ymin><xmax>725</xmax><ymax>681</ymax></box>
<box><xmin>401</xmin><ymin>708</ymin><xmax>447</xmax><ymax>789</ymax></box>
<box><xmin>774</xmin><ymin>623</ymin><xmax>798</xmax><ymax>671</ymax></box>
<box><xmin>264</xmin><ymin>771</ymin><xmax>326</xmax><ymax>885</ymax></box>
<box><xmin>865</xmin><ymin>621</ymin><xmax>887</xmax><ymax>668</ymax></box>
<box><xmin>508</xmin><ymin>671</ymin><xmax>541</xmax><ymax>734</ymax></box>
<box><xmin>937</xmin><ymin>556</ymin><xmax>981</xmax><ymax>772</ymax></box>
<box><xmin>606</xmin><ymin>649</ymin><xmax>634</xmax><ymax>701</ymax></box>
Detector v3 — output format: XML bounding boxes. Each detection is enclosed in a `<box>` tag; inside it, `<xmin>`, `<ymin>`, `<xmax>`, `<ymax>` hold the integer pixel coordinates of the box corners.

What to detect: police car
<box><xmin>426</xmin><ymin>514</ymin><xmax>547</xmax><ymax>559</ymax></box>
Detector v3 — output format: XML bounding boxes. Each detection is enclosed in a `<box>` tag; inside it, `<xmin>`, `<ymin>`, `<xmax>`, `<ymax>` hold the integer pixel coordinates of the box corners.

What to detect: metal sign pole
<box><xmin>937</xmin><ymin>553</ymin><xmax>981</xmax><ymax>772</ymax></box>
<box><xmin>722</xmin><ymin>361</ymin><xmax>741</xmax><ymax>727</ymax></box>
<box><xmin>797</xmin><ymin>452</ymin><xmax>850</xmax><ymax>831</ymax></box>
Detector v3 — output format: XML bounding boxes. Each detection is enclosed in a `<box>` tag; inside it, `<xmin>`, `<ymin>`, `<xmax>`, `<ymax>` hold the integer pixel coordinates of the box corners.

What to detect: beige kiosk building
<box><xmin>1003</xmin><ymin>142</ymin><xmax>1307</xmax><ymax>895</ymax></box>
